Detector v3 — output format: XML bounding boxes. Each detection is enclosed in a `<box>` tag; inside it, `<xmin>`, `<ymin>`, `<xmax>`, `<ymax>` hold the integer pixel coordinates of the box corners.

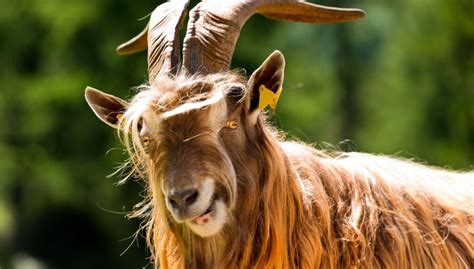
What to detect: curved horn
<box><xmin>182</xmin><ymin>0</ymin><xmax>365</xmax><ymax>74</ymax></box>
<box><xmin>116</xmin><ymin>25</ymin><xmax>148</xmax><ymax>56</ymax></box>
<box><xmin>116</xmin><ymin>0</ymin><xmax>189</xmax><ymax>81</ymax></box>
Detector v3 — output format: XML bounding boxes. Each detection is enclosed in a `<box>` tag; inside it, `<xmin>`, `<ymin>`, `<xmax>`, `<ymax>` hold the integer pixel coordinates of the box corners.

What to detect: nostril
<box><xmin>168</xmin><ymin>188</ymin><xmax>199</xmax><ymax>210</ymax></box>
<box><xmin>169</xmin><ymin>198</ymin><xmax>178</xmax><ymax>209</ymax></box>
<box><xmin>186</xmin><ymin>190</ymin><xmax>199</xmax><ymax>205</ymax></box>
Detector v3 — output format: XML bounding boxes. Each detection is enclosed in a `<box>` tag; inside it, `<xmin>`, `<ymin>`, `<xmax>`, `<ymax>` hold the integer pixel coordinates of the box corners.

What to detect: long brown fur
<box><xmin>119</xmin><ymin>73</ymin><xmax>474</xmax><ymax>269</ymax></box>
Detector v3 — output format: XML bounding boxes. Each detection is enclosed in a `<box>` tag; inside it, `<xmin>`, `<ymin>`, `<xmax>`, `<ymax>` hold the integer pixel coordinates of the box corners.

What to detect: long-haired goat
<box><xmin>84</xmin><ymin>0</ymin><xmax>474</xmax><ymax>268</ymax></box>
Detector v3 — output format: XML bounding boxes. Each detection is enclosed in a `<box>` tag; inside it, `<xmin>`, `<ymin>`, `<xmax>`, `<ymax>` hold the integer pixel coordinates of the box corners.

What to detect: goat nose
<box><xmin>168</xmin><ymin>188</ymin><xmax>199</xmax><ymax>211</ymax></box>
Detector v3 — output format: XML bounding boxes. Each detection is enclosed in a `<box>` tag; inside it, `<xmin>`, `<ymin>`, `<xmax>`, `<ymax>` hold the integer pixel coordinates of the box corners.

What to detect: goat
<box><xmin>84</xmin><ymin>0</ymin><xmax>474</xmax><ymax>268</ymax></box>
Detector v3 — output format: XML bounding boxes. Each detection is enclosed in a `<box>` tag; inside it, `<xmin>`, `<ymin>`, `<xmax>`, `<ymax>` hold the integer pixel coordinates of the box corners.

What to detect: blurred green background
<box><xmin>0</xmin><ymin>0</ymin><xmax>472</xmax><ymax>268</ymax></box>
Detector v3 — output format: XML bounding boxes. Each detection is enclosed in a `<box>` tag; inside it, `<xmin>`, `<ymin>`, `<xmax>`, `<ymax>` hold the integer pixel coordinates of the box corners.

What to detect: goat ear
<box><xmin>84</xmin><ymin>87</ymin><xmax>128</xmax><ymax>129</ymax></box>
<box><xmin>247</xmin><ymin>50</ymin><xmax>285</xmax><ymax>116</ymax></box>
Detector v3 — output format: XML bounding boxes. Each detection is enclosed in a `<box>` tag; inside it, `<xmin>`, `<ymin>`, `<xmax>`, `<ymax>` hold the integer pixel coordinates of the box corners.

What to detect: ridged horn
<box><xmin>116</xmin><ymin>0</ymin><xmax>190</xmax><ymax>81</ymax></box>
<box><xmin>182</xmin><ymin>0</ymin><xmax>365</xmax><ymax>74</ymax></box>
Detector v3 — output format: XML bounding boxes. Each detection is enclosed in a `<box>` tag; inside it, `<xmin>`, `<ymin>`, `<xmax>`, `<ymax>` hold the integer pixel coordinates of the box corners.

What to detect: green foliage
<box><xmin>0</xmin><ymin>0</ymin><xmax>472</xmax><ymax>267</ymax></box>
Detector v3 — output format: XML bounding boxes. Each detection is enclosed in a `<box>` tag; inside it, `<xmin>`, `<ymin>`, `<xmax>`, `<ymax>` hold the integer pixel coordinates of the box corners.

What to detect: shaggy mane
<box><xmin>115</xmin><ymin>73</ymin><xmax>473</xmax><ymax>269</ymax></box>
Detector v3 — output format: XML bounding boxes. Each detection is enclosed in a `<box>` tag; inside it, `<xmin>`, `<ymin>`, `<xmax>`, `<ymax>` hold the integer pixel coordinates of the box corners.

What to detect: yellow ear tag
<box><xmin>258</xmin><ymin>84</ymin><xmax>283</xmax><ymax>110</ymax></box>
<box><xmin>269</xmin><ymin>87</ymin><xmax>282</xmax><ymax>109</ymax></box>
<box><xmin>116</xmin><ymin>113</ymin><xmax>123</xmax><ymax>120</ymax></box>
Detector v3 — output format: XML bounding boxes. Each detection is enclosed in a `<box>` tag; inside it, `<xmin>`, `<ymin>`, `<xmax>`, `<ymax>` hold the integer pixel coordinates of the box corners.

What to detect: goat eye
<box><xmin>224</xmin><ymin>120</ymin><xmax>238</xmax><ymax>129</ymax></box>
<box><xmin>142</xmin><ymin>136</ymin><xmax>151</xmax><ymax>146</ymax></box>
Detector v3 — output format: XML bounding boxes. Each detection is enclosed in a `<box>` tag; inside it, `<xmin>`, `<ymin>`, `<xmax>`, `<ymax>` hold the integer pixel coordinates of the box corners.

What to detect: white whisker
<box><xmin>182</xmin><ymin>131</ymin><xmax>211</xmax><ymax>143</ymax></box>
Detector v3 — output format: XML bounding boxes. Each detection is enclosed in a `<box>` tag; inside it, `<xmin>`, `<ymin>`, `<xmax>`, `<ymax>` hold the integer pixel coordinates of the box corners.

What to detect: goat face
<box><xmin>85</xmin><ymin>51</ymin><xmax>285</xmax><ymax>237</ymax></box>
<box><xmin>145</xmin><ymin>76</ymin><xmax>245</xmax><ymax>237</ymax></box>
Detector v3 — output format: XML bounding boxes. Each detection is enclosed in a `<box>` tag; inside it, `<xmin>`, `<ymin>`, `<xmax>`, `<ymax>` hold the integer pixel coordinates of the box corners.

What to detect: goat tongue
<box><xmin>195</xmin><ymin>212</ymin><xmax>212</xmax><ymax>225</ymax></box>
<box><xmin>195</xmin><ymin>207</ymin><xmax>213</xmax><ymax>225</ymax></box>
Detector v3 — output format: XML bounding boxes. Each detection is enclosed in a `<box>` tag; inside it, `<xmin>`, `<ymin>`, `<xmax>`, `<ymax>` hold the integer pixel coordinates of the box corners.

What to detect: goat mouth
<box><xmin>192</xmin><ymin>200</ymin><xmax>215</xmax><ymax>225</ymax></box>
<box><xmin>185</xmin><ymin>199</ymin><xmax>227</xmax><ymax>237</ymax></box>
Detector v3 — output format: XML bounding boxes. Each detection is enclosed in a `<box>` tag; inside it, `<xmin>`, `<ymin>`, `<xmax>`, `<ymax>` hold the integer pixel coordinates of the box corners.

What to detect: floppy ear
<box><xmin>247</xmin><ymin>50</ymin><xmax>285</xmax><ymax>117</ymax></box>
<box><xmin>84</xmin><ymin>87</ymin><xmax>128</xmax><ymax>129</ymax></box>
